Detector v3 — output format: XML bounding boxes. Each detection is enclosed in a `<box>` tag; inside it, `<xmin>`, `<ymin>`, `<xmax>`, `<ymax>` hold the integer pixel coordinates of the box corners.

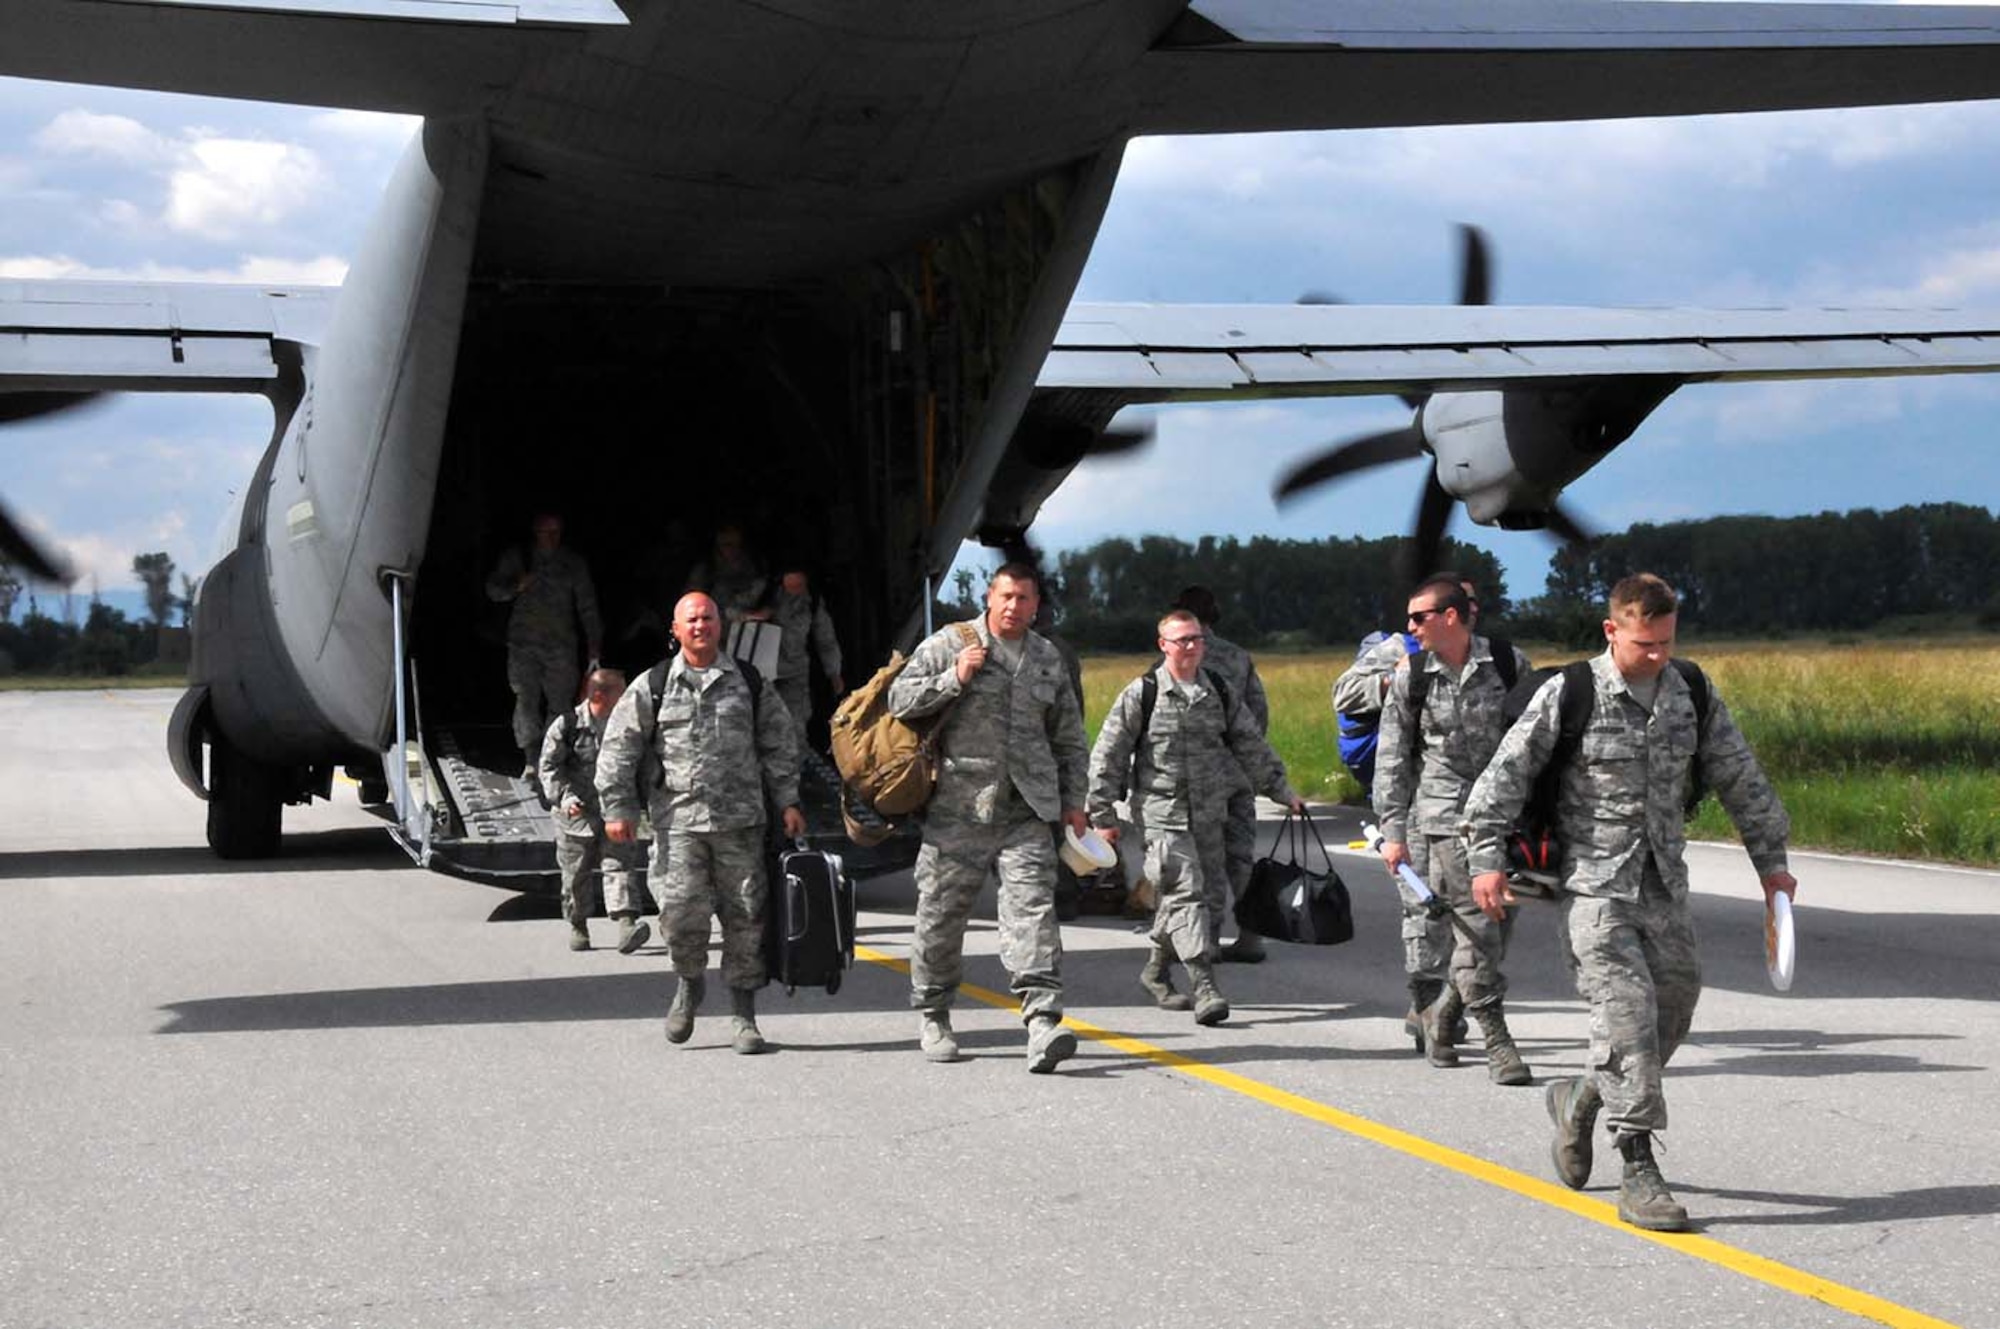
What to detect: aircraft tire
<box><xmin>208</xmin><ymin>738</ymin><xmax>283</xmax><ymax>860</ymax></box>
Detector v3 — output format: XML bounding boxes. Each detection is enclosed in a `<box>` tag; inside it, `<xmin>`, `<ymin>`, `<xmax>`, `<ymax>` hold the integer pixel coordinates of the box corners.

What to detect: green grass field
<box><xmin>1083</xmin><ymin>637</ymin><xmax>2000</xmax><ymax>868</ymax></box>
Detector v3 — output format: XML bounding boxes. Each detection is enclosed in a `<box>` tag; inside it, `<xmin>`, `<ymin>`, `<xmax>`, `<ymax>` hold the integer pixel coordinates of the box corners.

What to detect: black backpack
<box><xmin>1509</xmin><ymin>657</ymin><xmax>1713</xmax><ymax>841</ymax></box>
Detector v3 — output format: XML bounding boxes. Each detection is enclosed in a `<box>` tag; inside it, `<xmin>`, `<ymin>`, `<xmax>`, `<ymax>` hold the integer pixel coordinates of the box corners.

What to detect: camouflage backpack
<box><xmin>829</xmin><ymin>622</ymin><xmax>977</xmax><ymax>822</ymax></box>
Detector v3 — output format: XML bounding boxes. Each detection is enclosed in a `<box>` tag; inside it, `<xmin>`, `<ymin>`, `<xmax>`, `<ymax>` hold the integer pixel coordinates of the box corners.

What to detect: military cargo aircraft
<box><xmin>7</xmin><ymin>1</ymin><xmax>2000</xmax><ymax>877</ymax></box>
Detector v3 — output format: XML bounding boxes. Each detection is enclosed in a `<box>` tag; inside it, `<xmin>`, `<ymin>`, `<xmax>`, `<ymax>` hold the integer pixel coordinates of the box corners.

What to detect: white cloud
<box><xmin>164</xmin><ymin>137</ymin><xmax>327</xmax><ymax>239</ymax></box>
<box><xmin>305</xmin><ymin>109</ymin><xmax>420</xmax><ymax>145</ymax></box>
<box><xmin>34</xmin><ymin>110</ymin><xmax>171</xmax><ymax>164</ymax></box>
<box><xmin>0</xmin><ymin>252</ymin><xmax>347</xmax><ymax>284</ymax></box>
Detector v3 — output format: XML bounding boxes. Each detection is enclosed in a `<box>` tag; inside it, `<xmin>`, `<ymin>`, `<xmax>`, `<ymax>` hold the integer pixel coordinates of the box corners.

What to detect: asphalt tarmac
<box><xmin>3</xmin><ymin>689</ymin><xmax>1997</xmax><ymax>1328</ymax></box>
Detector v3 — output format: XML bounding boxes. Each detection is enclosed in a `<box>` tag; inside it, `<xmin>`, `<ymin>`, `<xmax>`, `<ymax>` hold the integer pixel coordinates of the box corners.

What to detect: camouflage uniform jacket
<box><xmin>1463</xmin><ymin>651</ymin><xmax>1790</xmax><ymax>900</ymax></box>
<box><xmin>1199</xmin><ymin>632</ymin><xmax>1271</xmax><ymax>733</ymax></box>
<box><xmin>1331</xmin><ymin>632</ymin><xmax>1408</xmax><ymax>719</ymax></box>
<box><xmin>886</xmin><ymin>616</ymin><xmax>1087</xmax><ymax>824</ymax></box>
<box><xmin>1373</xmin><ymin>634</ymin><xmax>1533</xmax><ymax>843</ymax></box>
<box><xmin>1087</xmin><ymin>664</ymin><xmax>1296</xmax><ymax>833</ymax></box>
<box><xmin>772</xmin><ymin>589</ymin><xmax>842</xmax><ymax>683</ymax></box>
<box><xmin>539</xmin><ymin>702</ymin><xmax>609</xmax><ymax>838</ymax></box>
<box><xmin>594</xmin><ymin>653</ymin><xmax>801</xmax><ymax>833</ymax></box>
<box><xmin>485</xmin><ymin>545</ymin><xmax>601</xmax><ymax>650</ymax></box>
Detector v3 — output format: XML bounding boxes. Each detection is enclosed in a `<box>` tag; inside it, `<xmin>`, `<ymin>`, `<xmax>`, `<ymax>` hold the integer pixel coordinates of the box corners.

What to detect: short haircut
<box><xmin>1609</xmin><ymin>572</ymin><xmax>1679</xmax><ymax>620</ymax></box>
<box><xmin>1157</xmin><ymin>608</ymin><xmax>1202</xmax><ymax>638</ymax></box>
<box><xmin>991</xmin><ymin>561</ymin><xmax>1041</xmax><ymax>592</ymax></box>
<box><xmin>586</xmin><ymin>667</ymin><xmax>626</xmax><ymax>691</ymax></box>
<box><xmin>1172</xmin><ymin>585</ymin><xmax>1221</xmax><ymax>626</ymax></box>
<box><xmin>1411</xmin><ymin>574</ymin><xmax>1471</xmax><ymax>618</ymax></box>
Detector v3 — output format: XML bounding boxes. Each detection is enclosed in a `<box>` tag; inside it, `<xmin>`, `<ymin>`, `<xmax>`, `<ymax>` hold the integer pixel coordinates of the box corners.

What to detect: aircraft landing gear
<box><xmin>207</xmin><ymin>737</ymin><xmax>283</xmax><ymax>859</ymax></box>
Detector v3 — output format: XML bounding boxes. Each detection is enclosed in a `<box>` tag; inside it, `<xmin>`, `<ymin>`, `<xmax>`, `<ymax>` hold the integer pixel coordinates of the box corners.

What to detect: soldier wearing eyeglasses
<box><xmin>1088</xmin><ymin>609</ymin><xmax>1303</xmax><ymax>1026</ymax></box>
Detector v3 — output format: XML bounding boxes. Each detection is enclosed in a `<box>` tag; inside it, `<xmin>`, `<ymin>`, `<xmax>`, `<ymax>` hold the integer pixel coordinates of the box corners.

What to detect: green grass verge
<box><xmin>1085</xmin><ymin>639</ymin><xmax>2000</xmax><ymax>869</ymax></box>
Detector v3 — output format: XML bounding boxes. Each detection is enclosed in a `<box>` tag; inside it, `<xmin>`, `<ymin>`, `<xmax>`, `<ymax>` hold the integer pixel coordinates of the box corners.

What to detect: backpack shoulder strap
<box><xmin>738</xmin><ymin>657</ymin><xmax>763</xmax><ymax>730</ymax></box>
<box><xmin>1670</xmin><ymin>658</ymin><xmax>1711</xmax><ymax>742</ymax></box>
<box><xmin>1199</xmin><ymin>666</ymin><xmax>1233</xmax><ymax>723</ymax></box>
<box><xmin>1405</xmin><ymin>649</ymin><xmax>1434</xmax><ymax>721</ymax></box>
<box><xmin>1552</xmin><ymin>659</ymin><xmax>1597</xmax><ymax>770</ymax></box>
<box><xmin>1487</xmin><ymin>635</ymin><xmax>1518</xmax><ymax>692</ymax></box>
<box><xmin>647</xmin><ymin>659</ymin><xmax>671</xmax><ymax>734</ymax></box>
<box><xmin>1137</xmin><ymin>672</ymin><xmax>1159</xmax><ymax>743</ymax></box>
<box><xmin>561</xmin><ymin>706</ymin><xmax>579</xmax><ymax>751</ymax></box>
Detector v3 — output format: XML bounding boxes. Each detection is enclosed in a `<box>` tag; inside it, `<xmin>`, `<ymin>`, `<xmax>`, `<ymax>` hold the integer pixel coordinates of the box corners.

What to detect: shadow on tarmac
<box><xmin>1676</xmin><ymin>1181</ymin><xmax>2000</xmax><ymax>1227</ymax></box>
<box><xmin>0</xmin><ymin>827</ymin><xmax>409</xmax><ymax>879</ymax></box>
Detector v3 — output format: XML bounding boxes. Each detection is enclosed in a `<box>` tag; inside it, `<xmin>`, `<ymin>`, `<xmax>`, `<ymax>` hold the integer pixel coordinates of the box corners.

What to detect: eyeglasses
<box><xmin>1407</xmin><ymin>608</ymin><xmax>1444</xmax><ymax>626</ymax></box>
<box><xmin>1161</xmin><ymin>635</ymin><xmax>1206</xmax><ymax>648</ymax></box>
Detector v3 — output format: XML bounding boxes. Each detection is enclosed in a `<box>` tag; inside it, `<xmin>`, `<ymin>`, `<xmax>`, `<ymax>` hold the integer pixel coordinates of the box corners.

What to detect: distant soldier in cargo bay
<box><xmin>486</xmin><ymin>512</ymin><xmax>602</xmax><ymax>783</ymax></box>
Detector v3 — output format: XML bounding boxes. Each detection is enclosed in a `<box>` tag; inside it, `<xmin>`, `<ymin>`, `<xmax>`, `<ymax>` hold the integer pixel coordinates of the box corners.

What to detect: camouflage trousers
<box><xmin>555</xmin><ymin>827</ymin><xmax>639</xmax><ymax>922</ymax></box>
<box><xmin>776</xmin><ymin>674</ymin><xmax>812</xmax><ymax>754</ymax></box>
<box><xmin>1221</xmin><ymin>789</ymin><xmax>1257</xmax><ymax>946</ymax></box>
<box><xmin>1559</xmin><ymin>858</ymin><xmax>1702</xmax><ymax>1138</ymax></box>
<box><xmin>911</xmin><ymin>811</ymin><xmax>1063</xmax><ymax>1022</ymax></box>
<box><xmin>508</xmin><ymin>643</ymin><xmax>580</xmax><ymax>755</ymax></box>
<box><xmin>1419</xmin><ymin>832</ymin><xmax>1514</xmax><ymax>1007</ymax></box>
<box><xmin>1145</xmin><ymin>824</ymin><xmax>1229</xmax><ymax>963</ymax></box>
<box><xmin>1400</xmin><ymin>832</ymin><xmax>1457</xmax><ymax>984</ymax></box>
<box><xmin>653</xmin><ymin>825</ymin><xmax>768</xmax><ymax>989</ymax></box>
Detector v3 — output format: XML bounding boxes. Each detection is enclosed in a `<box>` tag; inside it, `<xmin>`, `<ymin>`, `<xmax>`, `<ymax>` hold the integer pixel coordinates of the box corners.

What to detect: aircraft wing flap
<box><xmin>1142</xmin><ymin>1</ymin><xmax>2000</xmax><ymax>135</ymax></box>
<box><xmin>1039</xmin><ymin>302</ymin><xmax>2000</xmax><ymax>397</ymax></box>
<box><xmin>1</xmin><ymin>278</ymin><xmax>337</xmax><ymax>394</ymax></box>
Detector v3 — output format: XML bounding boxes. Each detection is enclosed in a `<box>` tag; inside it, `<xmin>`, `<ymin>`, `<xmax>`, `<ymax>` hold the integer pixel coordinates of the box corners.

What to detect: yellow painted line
<box><xmin>855</xmin><ymin>943</ymin><xmax>1960</xmax><ymax>1329</ymax></box>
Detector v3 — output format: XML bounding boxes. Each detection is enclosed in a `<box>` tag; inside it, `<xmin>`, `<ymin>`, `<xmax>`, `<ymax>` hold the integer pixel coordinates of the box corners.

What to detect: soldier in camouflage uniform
<box><xmin>1334</xmin><ymin>578</ymin><xmax>1482</xmax><ymax>1046</ymax></box>
<box><xmin>1088</xmin><ymin>610</ymin><xmax>1303</xmax><ymax>1025</ymax></box>
<box><xmin>1171</xmin><ymin>586</ymin><xmax>1272</xmax><ymax>963</ymax></box>
<box><xmin>486</xmin><ymin>513</ymin><xmax>603</xmax><ymax>782</ymax></box>
<box><xmin>597</xmin><ymin>593</ymin><xmax>805</xmax><ymax>1056</ymax></box>
<box><xmin>770</xmin><ymin>565</ymin><xmax>844</xmax><ymax>753</ymax></box>
<box><xmin>541</xmin><ymin>668</ymin><xmax>651</xmax><ymax>955</ymax></box>
<box><xmin>887</xmin><ymin>563</ymin><xmax>1090</xmax><ymax>1072</ymax></box>
<box><xmin>1373</xmin><ymin>576</ymin><xmax>1534</xmax><ymax>1082</ymax></box>
<box><xmin>685</xmin><ymin>523</ymin><xmax>770</xmax><ymax>627</ymax></box>
<box><xmin>1464</xmin><ymin>573</ymin><xmax>1795</xmax><ymax>1232</ymax></box>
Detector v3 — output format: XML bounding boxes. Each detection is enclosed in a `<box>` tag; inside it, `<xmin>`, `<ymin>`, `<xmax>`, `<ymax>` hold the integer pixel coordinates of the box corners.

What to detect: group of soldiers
<box><xmin>488</xmin><ymin>510</ymin><xmax>1795</xmax><ymax>1234</ymax></box>
<box><xmin>1340</xmin><ymin>570</ymin><xmax>1793</xmax><ymax>1232</ymax></box>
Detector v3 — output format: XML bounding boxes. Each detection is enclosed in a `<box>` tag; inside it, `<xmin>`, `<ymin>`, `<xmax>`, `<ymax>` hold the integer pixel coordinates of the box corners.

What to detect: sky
<box><xmin>7</xmin><ymin>5</ymin><xmax>2000</xmax><ymax>618</ymax></box>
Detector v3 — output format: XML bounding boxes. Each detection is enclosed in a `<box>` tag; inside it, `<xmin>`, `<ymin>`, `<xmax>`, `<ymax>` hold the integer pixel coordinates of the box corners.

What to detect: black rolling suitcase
<box><xmin>764</xmin><ymin>840</ymin><xmax>855</xmax><ymax>994</ymax></box>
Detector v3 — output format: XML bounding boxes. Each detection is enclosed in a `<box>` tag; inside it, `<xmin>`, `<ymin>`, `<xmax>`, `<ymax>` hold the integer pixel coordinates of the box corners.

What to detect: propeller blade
<box><xmin>1543</xmin><ymin>501</ymin><xmax>1596</xmax><ymax>548</ymax></box>
<box><xmin>1089</xmin><ymin>421</ymin><xmax>1153</xmax><ymax>457</ymax></box>
<box><xmin>0</xmin><ymin>500</ymin><xmax>73</xmax><ymax>583</ymax></box>
<box><xmin>0</xmin><ymin>391</ymin><xmax>104</xmax><ymax>426</ymax></box>
<box><xmin>1456</xmin><ymin>223</ymin><xmax>1492</xmax><ymax>307</ymax></box>
<box><xmin>1401</xmin><ymin>470</ymin><xmax>1458</xmax><ymax>590</ymax></box>
<box><xmin>1272</xmin><ymin>426</ymin><xmax>1425</xmax><ymax>505</ymax></box>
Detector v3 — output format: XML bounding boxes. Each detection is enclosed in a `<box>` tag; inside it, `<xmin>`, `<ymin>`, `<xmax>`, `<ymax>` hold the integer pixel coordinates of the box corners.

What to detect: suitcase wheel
<box><xmin>825</xmin><ymin>973</ymin><xmax>842</xmax><ymax>996</ymax></box>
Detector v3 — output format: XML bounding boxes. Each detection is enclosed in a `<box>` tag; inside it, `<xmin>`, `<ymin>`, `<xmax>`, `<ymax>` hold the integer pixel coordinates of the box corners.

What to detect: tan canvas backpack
<box><xmin>830</xmin><ymin>622</ymin><xmax>977</xmax><ymax>823</ymax></box>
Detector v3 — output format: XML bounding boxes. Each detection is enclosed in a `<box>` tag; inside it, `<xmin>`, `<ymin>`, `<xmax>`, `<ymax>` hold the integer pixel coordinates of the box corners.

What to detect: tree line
<box><xmin>1029</xmin><ymin>503</ymin><xmax>2000</xmax><ymax>652</ymax></box>
<box><xmin>0</xmin><ymin>552</ymin><xmax>190</xmax><ymax>676</ymax></box>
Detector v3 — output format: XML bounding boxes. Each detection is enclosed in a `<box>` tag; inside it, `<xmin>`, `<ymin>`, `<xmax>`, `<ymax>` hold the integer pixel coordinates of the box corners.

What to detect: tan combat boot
<box><xmin>1471</xmin><ymin>1000</ymin><xmax>1533</xmax><ymax>1086</ymax></box>
<box><xmin>1422</xmin><ymin>987</ymin><xmax>1464</xmax><ymax>1068</ymax></box>
<box><xmin>1545</xmin><ymin>1076</ymin><xmax>1603</xmax><ymax>1189</ymax></box>
<box><xmin>665</xmin><ymin>974</ymin><xmax>705</xmax><ymax>1044</ymax></box>
<box><xmin>919</xmin><ymin>1010</ymin><xmax>962</xmax><ymax>1063</ymax></box>
<box><xmin>615</xmin><ymin>914</ymin><xmax>651</xmax><ymax>955</ymax></box>
<box><xmin>1185</xmin><ymin>958</ymin><xmax>1230</xmax><ymax>1027</ymax></box>
<box><xmin>1139</xmin><ymin>945</ymin><xmax>1194</xmax><ymax>1011</ymax></box>
<box><xmin>1616</xmin><ymin>1133</ymin><xmax>1689</xmax><ymax>1232</ymax></box>
<box><xmin>729</xmin><ymin>987</ymin><xmax>767</xmax><ymax>1055</ymax></box>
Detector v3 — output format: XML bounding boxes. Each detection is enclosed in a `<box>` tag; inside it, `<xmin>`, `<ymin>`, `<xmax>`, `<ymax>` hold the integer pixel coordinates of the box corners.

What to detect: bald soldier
<box><xmin>597</xmin><ymin>593</ymin><xmax>805</xmax><ymax>1055</ymax></box>
<box><xmin>1464</xmin><ymin>573</ymin><xmax>1794</xmax><ymax>1233</ymax></box>
<box><xmin>539</xmin><ymin>667</ymin><xmax>650</xmax><ymax>954</ymax></box>
<box><xmin>887</xmin><ymin>562</ymin><xmax>1090</xmax><ymax>1072</ymax></box>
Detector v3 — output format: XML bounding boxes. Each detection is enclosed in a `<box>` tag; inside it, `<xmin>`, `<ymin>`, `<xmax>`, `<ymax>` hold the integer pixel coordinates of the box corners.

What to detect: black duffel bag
<box><xmin>1234</xmin><ymin>810</ymin><xmax>1354</xmax><ymax>946</ymax></box>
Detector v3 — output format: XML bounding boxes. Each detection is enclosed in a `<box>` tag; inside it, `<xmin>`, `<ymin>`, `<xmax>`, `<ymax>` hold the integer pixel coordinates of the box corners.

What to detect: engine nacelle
<box><xmin>1420</xmin><ymin>379</ymin><xmax>1676</xmax><ymax>526</ymax></box>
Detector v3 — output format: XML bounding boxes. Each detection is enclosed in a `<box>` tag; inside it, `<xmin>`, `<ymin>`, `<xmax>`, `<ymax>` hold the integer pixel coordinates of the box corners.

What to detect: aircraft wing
<box><xmin>0</xmin><ymin>277</ymin><xmax>336</xmax><ymax>394</ymax></box>
<box><xmin>0</xmin><ymin>0</ymin><xmax>623</xmax><ymax>116</ymax></box>
<box><xmin>1039</xmin><ymin>302</ymin><xmax>2000</xmax><ymax>404</ymax></box>
<box><xmin>1142</xmin><ymin>1</ymin><xmax>2000</xmax><ymax>134</ymax></box>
